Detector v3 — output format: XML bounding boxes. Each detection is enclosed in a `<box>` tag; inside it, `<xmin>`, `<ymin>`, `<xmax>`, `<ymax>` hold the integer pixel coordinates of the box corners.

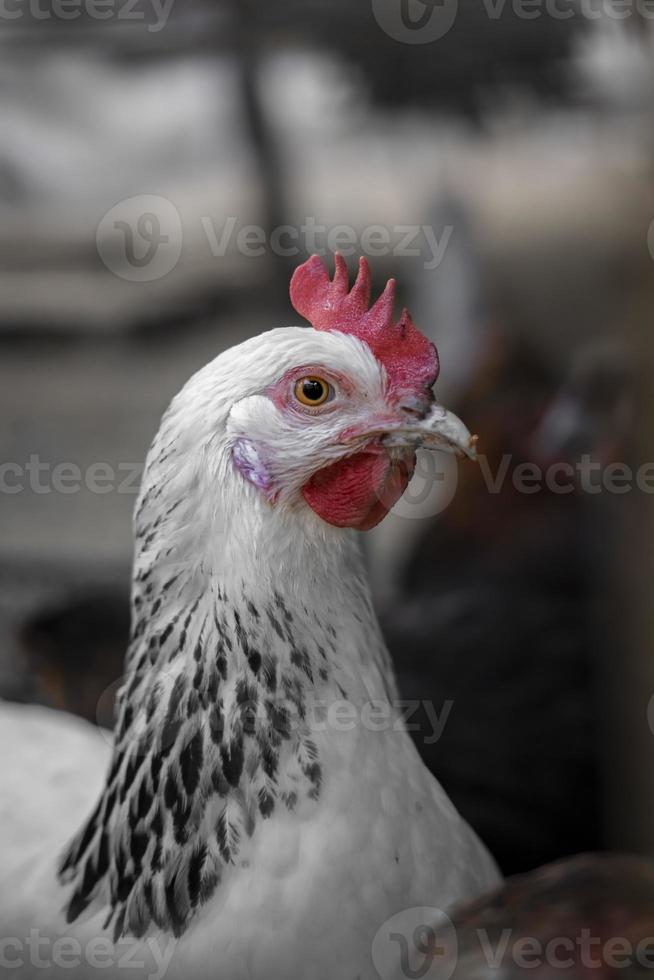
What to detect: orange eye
<box><xmin>294</xmin><ymin>376</ymin><xmax>332</xmax><ymax>407</ymax></box>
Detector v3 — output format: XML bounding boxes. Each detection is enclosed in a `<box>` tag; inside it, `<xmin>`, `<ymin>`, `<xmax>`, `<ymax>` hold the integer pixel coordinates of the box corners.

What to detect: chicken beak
<box><xmin>381</xmin><ymin>404</ymin><xmax>478</xmax><ymax>460</ymax></box>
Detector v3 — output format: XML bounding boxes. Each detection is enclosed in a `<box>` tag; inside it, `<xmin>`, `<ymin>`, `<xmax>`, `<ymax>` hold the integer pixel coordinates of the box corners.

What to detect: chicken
<box><xmin>422</xmin><ymin>854</ymin><xmax>654</xmax><ymax>980</ymax></box>
<box><xmin>0</xmin><ymin>254</ymin><xmax>499</xmax><ymax>980</ymax></box>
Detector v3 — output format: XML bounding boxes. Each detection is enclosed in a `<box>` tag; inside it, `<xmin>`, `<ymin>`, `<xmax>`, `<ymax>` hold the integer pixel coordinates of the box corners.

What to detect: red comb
<box><xmin>290</xmin><ymin>254</ymin><xmax>439</xmax><ymax>397</ymax></box>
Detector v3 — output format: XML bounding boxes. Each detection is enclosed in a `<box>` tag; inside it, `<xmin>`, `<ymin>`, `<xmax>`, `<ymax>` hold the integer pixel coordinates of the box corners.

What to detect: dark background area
<box><xmin>2</xmin><ymin>0</ymin><xmax>654</xmax><ymax>874</ymax></box>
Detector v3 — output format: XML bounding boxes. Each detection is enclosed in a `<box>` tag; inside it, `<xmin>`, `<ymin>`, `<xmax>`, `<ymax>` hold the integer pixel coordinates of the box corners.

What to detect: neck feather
<box><xmin>58</xmin><ymin>414</ymin><xmax>396</xmax><ymax>941</ymax></box>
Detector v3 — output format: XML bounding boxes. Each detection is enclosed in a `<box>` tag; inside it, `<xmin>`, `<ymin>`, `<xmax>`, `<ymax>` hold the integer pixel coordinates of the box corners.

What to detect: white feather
<box><xmin>0</xmin><ymin>325</ymin><xmax>499</xmax><ymax>980</ymax></box>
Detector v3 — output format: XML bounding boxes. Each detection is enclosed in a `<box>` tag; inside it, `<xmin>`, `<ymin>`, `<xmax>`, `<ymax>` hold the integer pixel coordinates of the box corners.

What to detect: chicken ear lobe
<box><xmin>231</xmin><ymin>439</ymin><xmax>279</xmax><ymax>503</ymax></box>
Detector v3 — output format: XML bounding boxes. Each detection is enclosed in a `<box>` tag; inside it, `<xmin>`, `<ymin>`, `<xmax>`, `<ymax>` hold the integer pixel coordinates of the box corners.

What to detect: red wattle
<box><xmin>302</xmin><ymin>451</ymin><xmax>415</xmax><ymax>531</ymax></box>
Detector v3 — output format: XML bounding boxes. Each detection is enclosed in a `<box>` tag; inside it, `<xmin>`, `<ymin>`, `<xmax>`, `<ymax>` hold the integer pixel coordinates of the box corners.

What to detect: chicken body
<box><xmin>0</xmin><ymin>316</ymin><xmax>499</xmax><ymax>979</ymax></box>
<box><xmin>431</xmin><ymin>854</ymin><xmax>654</xmax><ymax>980</ymax></box>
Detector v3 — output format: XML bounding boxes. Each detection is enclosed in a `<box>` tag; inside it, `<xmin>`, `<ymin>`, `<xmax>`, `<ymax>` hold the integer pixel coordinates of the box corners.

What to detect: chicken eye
<box><xmin>294</xmin><ymin>376</ymin><xmax>332</xmax><ymax>407</ymax></box>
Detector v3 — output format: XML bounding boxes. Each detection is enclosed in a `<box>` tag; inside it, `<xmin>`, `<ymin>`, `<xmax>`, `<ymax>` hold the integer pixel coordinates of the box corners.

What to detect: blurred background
<box><xmin>1</xmin><ymin>0</ymin><xmax>654</xmax><ymax>877</ymax></box>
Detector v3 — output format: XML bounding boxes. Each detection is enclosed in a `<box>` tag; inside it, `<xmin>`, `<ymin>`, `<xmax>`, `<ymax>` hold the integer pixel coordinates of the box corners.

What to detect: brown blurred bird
<box><xmin>425</xmin><ymin>855</ymin><xmax>654</xmax><ymax>980</ymax></box>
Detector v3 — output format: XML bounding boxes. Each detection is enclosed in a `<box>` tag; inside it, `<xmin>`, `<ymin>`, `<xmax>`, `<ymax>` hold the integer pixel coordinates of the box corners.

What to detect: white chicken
<box><xmin>0</xmin><ymin>254</ymin><xmax>499</xmax><ymax>980</ymax></box>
